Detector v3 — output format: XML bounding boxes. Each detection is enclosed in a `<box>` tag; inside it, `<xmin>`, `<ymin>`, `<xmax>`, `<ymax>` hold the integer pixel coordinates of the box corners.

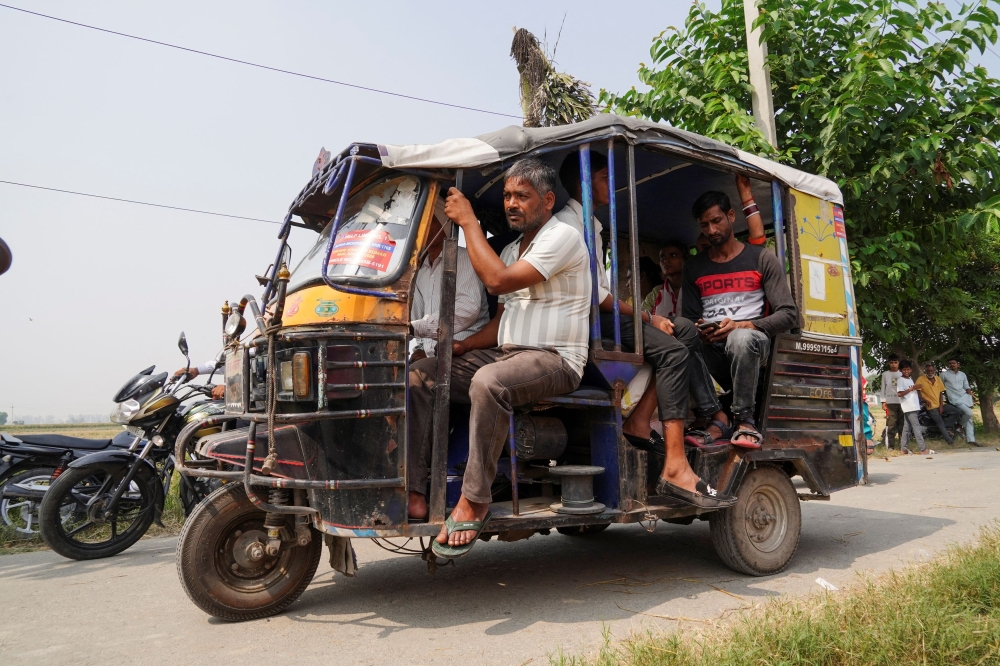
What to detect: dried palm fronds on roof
<box><xmin>510</xmin><ymin>27</ymin><xmax>594</xmax><ymax>128</ymax></box>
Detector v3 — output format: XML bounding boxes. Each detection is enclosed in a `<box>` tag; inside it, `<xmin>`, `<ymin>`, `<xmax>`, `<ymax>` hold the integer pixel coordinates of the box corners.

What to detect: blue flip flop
<box><xmin>431</xmin><ymin>511</ymin><xmax>493</xmax><ymax>560</ymax></box>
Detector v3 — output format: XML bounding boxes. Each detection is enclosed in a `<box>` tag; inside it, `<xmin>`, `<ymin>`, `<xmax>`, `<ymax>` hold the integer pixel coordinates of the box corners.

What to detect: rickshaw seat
<box><xmin>535</xmin><ymin>386</ymin><xmax>613</xmax><ymax>408</ymax></box>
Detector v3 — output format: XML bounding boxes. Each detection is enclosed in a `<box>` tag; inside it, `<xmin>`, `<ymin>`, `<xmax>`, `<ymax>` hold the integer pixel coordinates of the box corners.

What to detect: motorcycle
<box><xmin>0</xmin><ymin>430</ymin><xmax>137</xmax><ymax>538</ymax></box>
<box><xmin>917</xmin><ymin>403</ymin><xmax>962</xmax><ymax>440</ymax></box>
<box><xmin>37</xmin><ymin>333</ymin><xmax>226</xmax><ymax>560</ymax></box>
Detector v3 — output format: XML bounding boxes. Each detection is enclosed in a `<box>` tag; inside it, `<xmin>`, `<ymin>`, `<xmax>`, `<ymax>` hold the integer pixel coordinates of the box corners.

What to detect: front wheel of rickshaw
<box><xmin>709</xmin><ymin>465</ymin><xmax>801</xmax><ymax>576</ymax></box>
<box><xmin>176</xmin><ymin>483</ymin><xmax>322</xmax><ymax>622</ymax></box>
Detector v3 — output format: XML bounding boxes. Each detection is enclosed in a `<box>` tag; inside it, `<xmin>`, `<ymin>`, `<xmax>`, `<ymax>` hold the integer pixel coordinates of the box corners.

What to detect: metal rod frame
<box><xmin>606</xmin><ymin>139</ymin><xmax>622</xmax><ymax>350</ymax></box>
<box><xmin>626</xmin><ymin>145</ymin><xmax>644</xmax><ymax>353</ymax></box>
<box><xmin>578</xmin><ymin>144</ymin><xmax>603</xmax><ymax>352</ymax></box>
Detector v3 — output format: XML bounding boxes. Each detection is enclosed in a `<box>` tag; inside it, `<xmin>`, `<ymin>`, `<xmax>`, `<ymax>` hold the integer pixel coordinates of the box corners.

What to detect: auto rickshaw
<box><xmin>174</xmin><ymin>115</ymin><xmax>864</xmax><ymax>621</ymax></box>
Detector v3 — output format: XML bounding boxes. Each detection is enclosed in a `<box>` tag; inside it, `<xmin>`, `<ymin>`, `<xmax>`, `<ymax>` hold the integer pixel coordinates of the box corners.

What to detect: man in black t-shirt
<box><xmin>682</xmin><ymin>191</ymin><xmax>798</xmax><ymax>446</ymax></box>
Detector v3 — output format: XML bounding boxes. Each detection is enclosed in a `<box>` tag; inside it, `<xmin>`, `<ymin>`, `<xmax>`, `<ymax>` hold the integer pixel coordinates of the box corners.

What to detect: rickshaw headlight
<box><xmin>292</xmin><ymin>352</ymin><xmax>311</xmax><ymax>398</ymax></box>
<box><xmin>278</xmin><ymin>352</ymin><xmax>311</xmax><ymax>399</ymax></box>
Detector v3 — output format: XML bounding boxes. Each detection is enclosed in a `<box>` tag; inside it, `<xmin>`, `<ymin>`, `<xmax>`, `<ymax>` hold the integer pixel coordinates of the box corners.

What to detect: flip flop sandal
<box><xmin>654</xmin><ymin>477</ymin><xmax>736</xmax><ymax>509</ymax></box>
<box><xmin>731</xmin><ymin>425</ymin><xmax>763</xmax><ymax>450</ymax></box>
<box><xmin>431</xmin><ymin>511</ymin><xmax>493</xmax><ymax>560</ymax></box>
<box><xmin>623</xmin><ymin>430</ymin><xmax>664</xmax><ymax>453</ymax></box>
<box><xmin>685</xmin><ymin>419</ymin><xmax>733</xmax><ymax>448</ymax></box>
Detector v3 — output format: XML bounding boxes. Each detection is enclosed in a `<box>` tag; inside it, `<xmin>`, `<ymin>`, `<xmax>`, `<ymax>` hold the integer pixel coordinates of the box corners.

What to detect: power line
<box><xmin>0</xmin><ymin>3</ymin><xmax>521</xmax><ymax>119</ymax></box>
<box><xmin>0</xmin><ymin>179</ymin><xmax>280</xmax><ymax>224</ymax></box>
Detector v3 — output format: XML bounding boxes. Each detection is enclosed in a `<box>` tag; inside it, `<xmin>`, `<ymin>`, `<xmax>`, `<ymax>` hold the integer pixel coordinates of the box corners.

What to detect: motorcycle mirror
<box><xmin>0</xmin><ymin>237</ymin><xmax>11</xmax><ymax>276</ymax></box>
<box><xmin>178</xmin><ymin>332</ymin><xmax>189</xmax><ymax>357</ymax></box>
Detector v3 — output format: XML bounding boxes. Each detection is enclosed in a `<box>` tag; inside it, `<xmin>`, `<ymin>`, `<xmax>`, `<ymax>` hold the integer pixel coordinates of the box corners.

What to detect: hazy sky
<box><xmin>1</xmin><ymin>1</ymin><xmax>997</xmax><ymax>420</ymax></box>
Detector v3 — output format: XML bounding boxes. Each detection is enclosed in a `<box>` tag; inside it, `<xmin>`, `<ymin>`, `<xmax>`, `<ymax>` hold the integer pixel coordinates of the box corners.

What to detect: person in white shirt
<box><xmin>879</xmin><ymin>354</ymin><xmax>903</xmax><ymax>449</ymax></box>
<box><xmin>896</xmin><ymin>360</ymin><xmax>927</xmax><ymax>453</ymax></box>
<box><xmin>407</xmin><ymin>159</ymin><xmax>592</xmax><ymax>558</ymax></box>
<box><xmin>173</xmin><ymin>358</ymin><xmax>225</xmax><ymax>399</ymax></box>
<box><xmin>943</xmin><ymin>357</ymin><xmax>979</xmax><ymax>445</ymax></box>
<box><xmin>641</xmin><ymin>241</ymin><xmax>687</xmax><ymax>318</ymax></box>
<box><xmin>409</xmin><ymin>200</ymin><xmax>489</xmax><ymax>362</ymax></box>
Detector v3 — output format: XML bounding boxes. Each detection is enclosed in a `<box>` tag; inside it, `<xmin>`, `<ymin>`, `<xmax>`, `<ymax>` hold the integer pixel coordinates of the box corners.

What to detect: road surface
<box><xmin>2</xmin><ymin>448</ymin><xmax>998</xmax><ymax>666</ymax></box>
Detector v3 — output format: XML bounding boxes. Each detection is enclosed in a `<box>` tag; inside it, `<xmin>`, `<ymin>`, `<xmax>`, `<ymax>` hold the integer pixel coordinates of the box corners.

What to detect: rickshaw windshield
<box><xmin>289</xmin><ymin>174</ymin><xmax>426</xmax><ymax>291</ymax></box>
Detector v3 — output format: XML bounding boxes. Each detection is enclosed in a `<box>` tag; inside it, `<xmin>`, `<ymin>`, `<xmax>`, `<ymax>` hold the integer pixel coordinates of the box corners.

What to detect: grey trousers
<box><xmin>900</xmin><ymin>411</ymin><xmax>926</xmax><ymax>452</ymax></box>
<box><xmin>955</xmin><ymin>403</ymin><xmax>976</xmax><ymax>442</ymax></box>
<box><xmin>925</xmin><ymin>408</ymin><xmax>954</xmax><ymax>444</ymax></box>
<box><xmin>407</xmin><ymin>345</ymin><xmax>580</xmax><ymax>504</ymax></box>
<box><xmin>702</xmin><ymin>328</ymin><xmax>770</xmax><ymax>423</ymax></box>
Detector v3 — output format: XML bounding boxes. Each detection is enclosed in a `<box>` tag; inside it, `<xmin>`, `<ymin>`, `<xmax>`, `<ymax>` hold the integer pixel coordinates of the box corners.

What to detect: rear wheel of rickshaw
<box><xmin>709</xmin><ymin>465</ymin><xmax>801</xmax><ymax>576</ymax></box>
<box><xmin>176</xmin><ymin>483</ymin><xmax>322</xmax><ymax>621</ymax></box>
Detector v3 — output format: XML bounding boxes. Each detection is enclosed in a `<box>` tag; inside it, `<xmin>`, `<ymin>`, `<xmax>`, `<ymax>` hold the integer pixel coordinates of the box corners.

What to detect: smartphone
<box><xmin>697</xmin><ymin>321</ymin><xmax>720</xmax><ymax>331</ymax></box>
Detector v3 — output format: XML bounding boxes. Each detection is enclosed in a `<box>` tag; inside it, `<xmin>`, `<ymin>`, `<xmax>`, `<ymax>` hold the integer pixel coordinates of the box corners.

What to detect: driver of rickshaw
<box><xmin>408</xmin><ymin>158</ymin><xmax>594</xmax><ymax>558</ymax></box>
<box><xmin>555</xmin><ymin>152</ymin><xmax>738</xmax><ymax>465</ymax></box>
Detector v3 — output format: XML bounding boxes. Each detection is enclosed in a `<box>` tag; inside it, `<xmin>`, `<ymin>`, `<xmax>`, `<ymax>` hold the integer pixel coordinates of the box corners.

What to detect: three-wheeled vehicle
<box><xmin>174</xmin><ymin>115</ymin><xmax>864</xmax><ymax>621</ymax></box>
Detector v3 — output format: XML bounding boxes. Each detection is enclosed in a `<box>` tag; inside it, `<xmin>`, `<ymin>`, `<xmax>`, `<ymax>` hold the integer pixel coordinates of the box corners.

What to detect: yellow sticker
<box><xmin>839</xmin><ymin>434</ymin><xmax>854</xmax><ymax>448</ymax></box>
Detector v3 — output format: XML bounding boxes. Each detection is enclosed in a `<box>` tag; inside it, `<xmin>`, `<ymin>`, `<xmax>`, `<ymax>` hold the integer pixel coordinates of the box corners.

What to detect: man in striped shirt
<box><xmin>407</xmin><ymin>159</ymin><xmax>591</xmax><ymax>557</ymax></box>
<box><xmin>409</xmin><ymin>200</ymin><xmax>490</xmax><ymax>361</ymax></box>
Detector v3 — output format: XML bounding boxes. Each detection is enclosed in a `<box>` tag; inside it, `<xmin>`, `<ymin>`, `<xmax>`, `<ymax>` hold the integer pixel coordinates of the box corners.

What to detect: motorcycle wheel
<box><xmin>176</xmin><ymin>483</ymin><xmax>321</xmax><ymax>622</ymax></box>
<box><xmin>1</xmin><ymin>468</ymin><xmax>57</xmax><ymax>538</ymax></box>
<box><xmin>39</xmin><ymin>465</ymin><xmax>156</xmax><ymax>560</ymax></box>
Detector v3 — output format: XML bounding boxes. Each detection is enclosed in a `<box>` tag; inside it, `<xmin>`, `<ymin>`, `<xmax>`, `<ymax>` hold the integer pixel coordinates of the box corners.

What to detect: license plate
<box><xmin>225</xmin><ymin>348</ymin><xmax>248</xmax><ymax>414</ymax></box>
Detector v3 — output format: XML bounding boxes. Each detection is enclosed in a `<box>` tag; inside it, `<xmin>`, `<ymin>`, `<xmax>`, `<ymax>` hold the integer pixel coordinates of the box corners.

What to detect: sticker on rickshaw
<box><xmin>285</xmin><ymin>294</ymin><xmax>302</xmax><ymax>317</ymax></box>
<box><xmin>315</xmin><ymin>300</ymin><xmax>340</xmax><ymax>317</ymax></box>
<box><xmin>329</xmin><ymin>229</ymin><xmax>396</xmax><ymax>271</ymax></box>
<box><xmin>833</xmin><ymin>205</ymin><xmax>846</xmax><ymax>238</ymax></box>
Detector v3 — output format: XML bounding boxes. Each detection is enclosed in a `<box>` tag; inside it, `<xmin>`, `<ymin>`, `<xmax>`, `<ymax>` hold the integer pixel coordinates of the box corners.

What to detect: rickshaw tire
<box><xmin>556</xmin><ymin>524</ymin><xmax>611</xmax><ymax>536</ymax></box>
<box><xmin>176</xmin><ymin>483</ymin><xmax>322</xmax><ymax>622</ymax></box>
<box><xmin>709</xmin><ymin>464</ymin><xmax>801</xmax><ymax>576</ymax></box>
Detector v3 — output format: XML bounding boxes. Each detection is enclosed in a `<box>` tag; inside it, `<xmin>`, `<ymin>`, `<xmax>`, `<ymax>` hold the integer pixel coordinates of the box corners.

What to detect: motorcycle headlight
<box><xmin>111</xmin><ymin>399</ymin><xmax>141</xmax><ymax>424</ymax></box>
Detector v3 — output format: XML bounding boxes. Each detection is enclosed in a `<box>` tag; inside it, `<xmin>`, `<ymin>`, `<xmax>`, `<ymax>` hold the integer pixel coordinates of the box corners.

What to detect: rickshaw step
<box><xmin>326</xmin><ymin>382</ymin><xmax>404</xmax><ymax>391</ymax></box>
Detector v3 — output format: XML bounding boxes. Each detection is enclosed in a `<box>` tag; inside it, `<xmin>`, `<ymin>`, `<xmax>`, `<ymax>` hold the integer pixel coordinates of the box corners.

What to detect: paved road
<box><xmin>3</xmin><ymin>448</ymin><xmax>999</xmax><ymax>666</ymax></box>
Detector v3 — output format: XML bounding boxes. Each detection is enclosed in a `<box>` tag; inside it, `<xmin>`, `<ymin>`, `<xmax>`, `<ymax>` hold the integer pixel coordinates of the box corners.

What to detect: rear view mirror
<box><xmin>178</xmin><ymin>332</ymin><xmax>189</xmax><ymax>357</ymax></box>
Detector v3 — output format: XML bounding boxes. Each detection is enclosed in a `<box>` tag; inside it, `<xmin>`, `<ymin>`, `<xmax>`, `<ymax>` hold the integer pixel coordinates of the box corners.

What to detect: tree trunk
<box><xmin>980</xmin><ymin>382</ymin><xmax>1000</xmax><ymax>433</ymax></box>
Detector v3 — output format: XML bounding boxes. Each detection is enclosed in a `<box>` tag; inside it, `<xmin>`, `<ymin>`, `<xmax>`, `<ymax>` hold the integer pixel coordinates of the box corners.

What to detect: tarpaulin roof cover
<box><xmin>377</xmin><ymin>114</ymin><xmax>843</xmax><ymax>205</ymax></box>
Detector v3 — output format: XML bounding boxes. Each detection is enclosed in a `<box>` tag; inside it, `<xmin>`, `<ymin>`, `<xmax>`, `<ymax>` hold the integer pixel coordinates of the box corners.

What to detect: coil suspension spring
<box><xmin>264</xmin><ymin>489</ymin><xmax>289</xmax><ymax>529</ymax></box>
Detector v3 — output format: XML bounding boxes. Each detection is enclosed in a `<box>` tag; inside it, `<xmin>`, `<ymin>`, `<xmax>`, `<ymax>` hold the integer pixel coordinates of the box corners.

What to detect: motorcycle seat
<box><xmin>14</xmin><ymin>434</ymin><xmax>115</xmax><ymax>450</ymax></box>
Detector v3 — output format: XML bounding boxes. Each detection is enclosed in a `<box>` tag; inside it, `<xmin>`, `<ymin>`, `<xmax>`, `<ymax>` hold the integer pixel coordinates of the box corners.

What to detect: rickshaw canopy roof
<box><xmin>376</xmin><ymin>114</ymin><xmax>843</xmax><ymax>205</ymax></box>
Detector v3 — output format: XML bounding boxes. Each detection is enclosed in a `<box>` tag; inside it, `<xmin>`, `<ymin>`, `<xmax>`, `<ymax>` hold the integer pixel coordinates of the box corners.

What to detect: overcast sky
<box><xmin>1</xmin><ymin>1</ymin><xmax>997</xmax><ymax>420</ymax></box>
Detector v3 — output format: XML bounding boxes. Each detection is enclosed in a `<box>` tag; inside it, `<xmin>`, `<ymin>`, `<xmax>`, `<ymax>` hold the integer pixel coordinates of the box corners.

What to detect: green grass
<box><xmin>555</xmin><ymin>526</ymin><xmax>1000</xmax><ymax>666</ymax></box>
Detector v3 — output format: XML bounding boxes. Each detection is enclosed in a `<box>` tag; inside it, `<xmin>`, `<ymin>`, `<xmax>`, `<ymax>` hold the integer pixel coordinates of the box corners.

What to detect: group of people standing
<box><xmin>405</xmin><ymin>154</ymin><xmax>797</xmax><ymax>560</ymax></box>
<box><xmin>879</xmin><ymin>354</ymin><xmax>979</xmax><ymax>453</ymax></box>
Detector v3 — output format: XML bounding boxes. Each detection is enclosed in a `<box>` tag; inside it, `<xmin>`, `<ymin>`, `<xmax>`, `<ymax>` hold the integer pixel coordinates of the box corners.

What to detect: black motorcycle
<box><xmin>38</xmin><ymin>333</ymin><xmax>226</xmax><ymax>560</ymax></box>
<box><xmin>917</xmin><ymin>403</ymin><xmax>962</xmax><ymax>440</ymax></box>
<box><xmin>0</xmin><ymin>431</ymin><xmax>136</xmax><ymax>538</ymax></box>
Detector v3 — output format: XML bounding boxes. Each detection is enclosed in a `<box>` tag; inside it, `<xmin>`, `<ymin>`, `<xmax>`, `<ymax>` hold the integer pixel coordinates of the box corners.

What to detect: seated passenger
<box><xmin>409</xmin><ymin>201</ymin><xmax>490</xmax><ymax>362</ymax></box>
<box><xmin>556</xmin><ymin>152</ymin><xmax>735</xmax><ymax>507</ymax></box>
<box><xmin>683</xmin><ymin>190</ymin><xmax>798</xmax><ymax>446</ymax></box>
<box><xmin>642</xmin><ymin>241</ymin><xmax>687</xmax><ymax>318</ymax></box>
<box><xmin>408</xmin><ymin>159</ymin><xmax>592</xmax><ymax>557</ymax></box>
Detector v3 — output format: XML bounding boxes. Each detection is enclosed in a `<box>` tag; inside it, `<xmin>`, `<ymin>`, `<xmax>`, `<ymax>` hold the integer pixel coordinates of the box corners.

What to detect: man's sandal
<box><xmin>623</xmin><ymin>430</ymin><xmax>664</xmax><ymax>453</ymax></box>
<box><xmin>685</xmin><ymin>419</ymin><xmax>733</xmax><ymax>448</ymax></box>
<box><xmin>431</xmin><ymin>511</ymin><xmax>493</xmax><ymax>560</ymax></box>
<box><xmin>731</xmin><ymin>424</ymin><xmax>763</xmax><ymax>449</ymax></box>
<box><xmin>655</xmin><ymin>476</ymin><xmax>736</xmax><ymax>509</ymax></box>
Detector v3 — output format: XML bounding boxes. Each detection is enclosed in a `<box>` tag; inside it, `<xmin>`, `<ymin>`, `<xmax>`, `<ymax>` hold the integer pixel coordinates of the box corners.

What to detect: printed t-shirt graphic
<box><xmin>681</xmin><ymin>244</ymin><xmax>798</xmax><ymax>337</ymax></box>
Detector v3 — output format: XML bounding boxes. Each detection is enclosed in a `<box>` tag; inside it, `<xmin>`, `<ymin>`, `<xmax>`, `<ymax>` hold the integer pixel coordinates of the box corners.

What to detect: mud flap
<box><xmin>323</xmin><ymin>534</ymin><xmax>357</xmax><ymax>577</ymax></box>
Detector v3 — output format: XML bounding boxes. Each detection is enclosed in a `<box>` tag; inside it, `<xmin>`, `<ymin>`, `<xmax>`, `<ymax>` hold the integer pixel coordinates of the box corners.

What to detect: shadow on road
<box><xmin>0</xmin><ymin>537</ymin><xmax>176</xmax><ymax>582</ymax></box>
<box><xmin>280</xmin><ymin>501</ymin><xmax>953</xmax><ymax>635</ymax></box>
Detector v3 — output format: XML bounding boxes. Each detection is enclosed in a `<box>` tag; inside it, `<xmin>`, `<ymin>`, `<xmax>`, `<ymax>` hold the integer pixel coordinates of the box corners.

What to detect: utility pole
<box><xmin>743</xmin><ymin>0</ymin><xmax>778</xmax><ymax>148</ymax></box>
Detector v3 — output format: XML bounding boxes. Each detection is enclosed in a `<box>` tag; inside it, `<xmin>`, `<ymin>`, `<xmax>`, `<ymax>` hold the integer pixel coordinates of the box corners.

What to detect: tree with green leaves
<box><xmin>0</xmin><ymin>411</ymin><xmax>7</xmax><ymax>426</ymax></box>
<box><xmin>511</xmin><ymin>27</ymin><xmax>594</xmax><ymax>127</ymax></box>
<box><xmin>601</xmin><ymin>0</ymin><xmax>1000</xmax><ymax>424</ymax></box>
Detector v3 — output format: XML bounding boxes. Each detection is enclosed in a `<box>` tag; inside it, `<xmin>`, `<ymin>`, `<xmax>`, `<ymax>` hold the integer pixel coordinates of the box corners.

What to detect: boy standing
<box><xmin>880</xmin><ymin>354</ymin><xmax>903</xmax><ymax>449</ymax></box>
<box><xmin>897</xmin><ymin>360</ymin><xmax>927</xmax><ymax>454</ymax></box>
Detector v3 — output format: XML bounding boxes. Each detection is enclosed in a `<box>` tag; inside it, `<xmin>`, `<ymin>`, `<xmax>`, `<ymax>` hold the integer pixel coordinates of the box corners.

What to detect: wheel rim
<box><xmin>742</xmin><ymin>483</ymin><xmax>788</xmax><ymax>553</ymax></box>
<box><xmin>213</xmin><ymin>513</ymin><xmax>297</xmax><ymax>593</ymax></box>
<box><xmin>55</xmin><ymin>470</ymin><xmax>151</xmax><ymax>549</ymax></box>
<box><xmin>1</xmin><ymin>473</ymin><xmax>65</xmax><ymax>536</ymax></box>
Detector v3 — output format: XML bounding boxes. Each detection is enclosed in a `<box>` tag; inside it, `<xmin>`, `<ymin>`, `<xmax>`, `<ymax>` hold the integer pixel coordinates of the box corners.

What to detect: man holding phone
<box><xmin>682</xmin><ymin>189</ymin><xmax>798</xmax><ymax>446</ymax></box>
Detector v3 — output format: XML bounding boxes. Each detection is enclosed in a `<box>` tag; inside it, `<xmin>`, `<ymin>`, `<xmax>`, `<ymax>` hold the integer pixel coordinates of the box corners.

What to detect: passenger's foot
<box><xmin>731</xmin><ymin>422</ymin><xmax>763</xmax><ymax>449</ymax></box>
<box><xmin>408</xmin><ymin>491</ymin><xmax>427</xmax><ymax>520</ymax></box>
<box><xmin>436</xmin><ymin>496</ymin><xmax>489</xmax><ymax>547</ymax></box>
<box><xmin>622</xmin><ymin>420</ymin><xmax>664</xmax><ymax>452</ymax></box>
<box><xmin>685</xmin><ymin>414</ymin><xmax>732</xmax><ymax>447</ymax></box>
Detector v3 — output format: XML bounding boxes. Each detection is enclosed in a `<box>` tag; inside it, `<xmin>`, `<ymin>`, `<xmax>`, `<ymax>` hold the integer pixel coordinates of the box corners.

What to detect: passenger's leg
<box><xmin>887</xmin><ymin>404</ymin><xmax>903</xmax><ymax>449</ymax></box>
<box><xmin>440</xmin><ymin>347</ymin><xmax>580</xmax><ymax>546</ymax></box>
<box><xmin>724</xmin><ymin>328</ymin><xmax>770</xmax><ymax>442</ymax></box>
<box><xmin>672</xmin><ymin>317</ymin><xmax>728</xmax><ymax>440</ymax></box>
<box><xmin>406</xmin><ymin>349</ymin><xmax>502</xmax><ymax>519</ymax></box>
<box><xmin>900</xmin><ymin>412</ymin><xmax>912</xmax><ymax>452</ymax></box>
